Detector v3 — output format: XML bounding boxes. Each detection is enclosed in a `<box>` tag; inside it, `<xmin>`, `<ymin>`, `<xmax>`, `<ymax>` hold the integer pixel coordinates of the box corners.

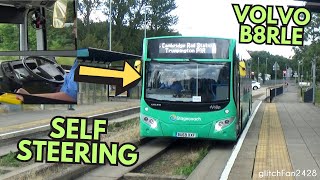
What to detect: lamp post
<box><xmin>109</xmin><ymin>0</ymin><xmax>112</xmax><ymax>50</ymax></box>
<box><xmin>312</xmin><ymin>57</ymin><xmax>317</xmax><ymax>105</ymax></box>
<box><xmin>258</xmin><ymin>57</ymin><xmax>260</xmax><ymax>82</ymax></box>
<box><xmin>302</xmin><ymin>60</ymin><xmax>304</xmax><ymax>82</ymax></box>
<box><xmin>144</xmin><ymin>5</ymin><xmax>152</xmax><ymax>39</ymax></box>
<box><xmin>265</xmin><ymin>57</ymin><xmax>268</xmax><ymax>84</ymax></box>
<box><xmin>266</xmin><ymin>57</ymin><xmax>268</xmax><ymax>75</ymax></box>
<box><xmin>298</xmin><ymin>61</ymin><xmax>301</xmax><ymax>85</ymax></box>
<box><xmin>106</xmin><ymin>0</ymin><xmax>112</xmax><ymax>101</ymax></box>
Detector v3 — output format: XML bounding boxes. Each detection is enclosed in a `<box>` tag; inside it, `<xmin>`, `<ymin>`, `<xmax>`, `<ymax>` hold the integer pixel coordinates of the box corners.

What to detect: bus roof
<box><xmin>145</xmin><ymin>36</ymin><xmax>236</xmax><ymax>42</ymax></box>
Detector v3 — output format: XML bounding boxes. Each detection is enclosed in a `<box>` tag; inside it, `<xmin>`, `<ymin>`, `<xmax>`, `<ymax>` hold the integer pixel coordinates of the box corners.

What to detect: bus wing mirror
<box><xmin>239</xmin><ymin>61</ymin><xmax>246</xmax><ymax>77</ymax></box>
<box><xmin>53</xmin><ymin>0</ymin><xmax>68</xmax><ymax>28</ymax></box>
<box><xmin>134</xmin><ymin>60</ymin><xmax>142</xmax><ymax>73</ymax></box>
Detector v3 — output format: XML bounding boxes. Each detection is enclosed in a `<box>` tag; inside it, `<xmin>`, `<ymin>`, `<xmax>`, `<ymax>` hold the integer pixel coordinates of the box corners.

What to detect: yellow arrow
<box><xmin>79</xmin><ymin>61</ymin><xmax>141</xmax><ymax>87</ymax></box>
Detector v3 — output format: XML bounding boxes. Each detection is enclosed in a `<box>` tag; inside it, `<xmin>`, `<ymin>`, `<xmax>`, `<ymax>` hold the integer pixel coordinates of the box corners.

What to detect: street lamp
<box><xmin>109</xmin><ymin>0</ymin><xmax>112</xmax><ymax>50</ymax></box>
<box><xmin>266</xmin><ymin>58</ymin><xmax>268</xmax><ymax>75</ymax></box>
<box><xmin>312</xmin><ymin>57</ymin><xmax>317</xmax><ymax>105</ymax></box>
<box><xmin>298</xmin><ymin>60</ymin><xmax>301</xmax><ymax>85</ymax></box>
<box><xmin>258</xmin><ymin>57</ymin><xmax>260</xmax><ymax>82</ymax></box>
<box><xmin>107</xmin><ymin>0</ymin><xmax>112</xmax><ymax>101</ymax></box>
<box><xmin>301</xmin><ymin>60</ymin><xmax>304</xmax><ymax>82</ymax></box>
<box><xmin>144</xmin><ymin>5</ymin><xmax>152</xmax><ymax>39</ymax></box>
<box><xmin>265</xmin><ymin>57</ymin><xmax>268</xmax><ymax>83</ymax></box>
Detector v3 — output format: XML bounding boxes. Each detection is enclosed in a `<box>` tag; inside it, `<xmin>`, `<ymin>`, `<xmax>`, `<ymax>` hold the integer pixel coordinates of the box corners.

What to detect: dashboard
<box><xmin>1</xmin><ymin>59</ymin><xmax>38</xmax><ymax>81</ymax></box>
<box><xmin>0</xmin><ymin>59</ymin><xmax>63</xmax><ymax>93</ymax></box>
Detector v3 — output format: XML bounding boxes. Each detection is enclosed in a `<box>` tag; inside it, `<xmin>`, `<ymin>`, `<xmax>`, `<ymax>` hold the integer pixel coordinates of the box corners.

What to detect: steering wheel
<box><xmin>22</xmin><ymin>56</ymin><xmax>66</xmax><ymax>84</ymax></box>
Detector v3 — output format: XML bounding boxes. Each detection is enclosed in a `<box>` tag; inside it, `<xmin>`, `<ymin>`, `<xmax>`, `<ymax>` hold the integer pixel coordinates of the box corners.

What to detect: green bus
<box><xmin>139</xmin><ymin>36</ymin><xmax>252</xmax><ymax>141</ymax></box>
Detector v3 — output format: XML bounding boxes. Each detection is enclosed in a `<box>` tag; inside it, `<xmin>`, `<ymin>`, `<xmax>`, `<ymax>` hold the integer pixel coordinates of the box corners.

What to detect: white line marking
<box><xmin>219</xmin><ymin>100</ymin><xmax>262</xmax><ymax>180</ymax></box>
<box><xmin>87</xmin><ymin>106</ymin><xmax>139</xmax><ymax>118</ymax></box>
<box><xmin>0</xmin><ymin>124</ymin><xmax>50</xmax><ymax>138</ymax></box>
<box><xmin>0</xmin><ymin>106</ymin><xmax>140</xmax><ymax>138</ymax></box>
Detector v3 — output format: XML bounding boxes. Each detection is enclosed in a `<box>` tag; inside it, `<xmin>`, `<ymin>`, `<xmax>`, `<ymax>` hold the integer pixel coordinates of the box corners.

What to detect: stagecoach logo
<box><xmin>210</xmin><ymin>105</ymin><xmax>221</xmax><ymax>110</ymax></box>
<box><xmin>170</xmin><ymin>114</ymin><xmax>201</xmax><ymax>121</ymax></box>
<box><xmin>170</xmin><ymin>114</ymin><xmax>177</xmax><ymax>121</ymax></box>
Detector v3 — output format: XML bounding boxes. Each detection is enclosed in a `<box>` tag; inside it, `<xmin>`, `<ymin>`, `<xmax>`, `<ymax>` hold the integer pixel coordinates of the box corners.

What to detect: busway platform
<box><xmin>0</xmin><ymin>99</ymin><xmax>139</xmax><ymax>134</ymax></box>
<box><xmin>228</xmin><ymin>83</ymin><xmax>320</xmax><ymax>180</ymax></box>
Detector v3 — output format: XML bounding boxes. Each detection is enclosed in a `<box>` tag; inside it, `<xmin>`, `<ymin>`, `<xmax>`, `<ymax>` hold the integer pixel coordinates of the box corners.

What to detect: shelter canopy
<box><xmin>77</xmin><ymin>48</ymin><xmax>141</xmax><ymax>63</ymax></box>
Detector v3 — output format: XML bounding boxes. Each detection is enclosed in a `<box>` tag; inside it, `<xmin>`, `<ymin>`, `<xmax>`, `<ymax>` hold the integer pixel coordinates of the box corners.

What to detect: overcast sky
<box><xmin>88</xmin><ymin>0</ymin><xmax>307</xmax><ymax>58</ymax></box>
<box><xmin>172</xmin><ymin>0</ymin><xmax>306</xmax><ymax>58</ymax></box>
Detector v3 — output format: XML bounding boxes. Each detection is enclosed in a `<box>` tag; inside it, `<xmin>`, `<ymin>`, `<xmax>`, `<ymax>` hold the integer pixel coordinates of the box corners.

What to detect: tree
<box><xmin>249</xmin><ymin>51</ymin><xmax>292</xmax><ymax>80</ymax></box>
<box><xmin>78</xmin><ymin>0</ymin><xmax>102</xmax><ymax>26</ymax></box>
<box><xmin>292</xmin><ymin>12</ymin><xmax>320</xmax><ymax>83</ymax></box>
<box><xmin>0</xmin><ymin>24</ymin><xmax>19</xmax><ymax>51</ymax></box>
<box><xmin>148</xmin><ymin>0</ymin><xmax>178</xmax><ymax>35</ymax></box>
<box><xmin>96</xmin><ymin>0</ymin><xmax>180</xmax><ymax>54</ymax></box>
<box><xmin>304</xmin><ymin>13</ymin><xmax>320</xmax><ymax>42</ymax></box>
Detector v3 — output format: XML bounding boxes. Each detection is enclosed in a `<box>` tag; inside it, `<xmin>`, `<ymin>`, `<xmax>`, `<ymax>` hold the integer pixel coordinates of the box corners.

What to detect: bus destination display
<box><xmin>159</xmin><ymin>42</ymin><xmax>216</xmax><ymax>54</ymax></box>
<box><xmin>147</xmin><ymin>37</ymin><xmax>230</xmax><ymax>59</ymax></box>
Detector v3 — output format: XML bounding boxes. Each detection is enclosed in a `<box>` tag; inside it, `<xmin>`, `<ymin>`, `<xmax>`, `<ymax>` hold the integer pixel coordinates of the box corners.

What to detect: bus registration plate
<box><xmin>176</xmin><ymin>132</ymin><xmax>197</xmax><ymax>138</ymax></box>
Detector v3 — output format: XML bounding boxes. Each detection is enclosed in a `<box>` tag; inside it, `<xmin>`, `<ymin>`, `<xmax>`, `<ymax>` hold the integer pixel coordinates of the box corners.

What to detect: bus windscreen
<box><xmin>147</xmin><ymin>37</ymin><xmax>230</xmax><ymax>59</ymax></box>
<box><xmin>145</xmin><ymin>61</ymin><xmax>230</xmax><ymax>103</ymax></box>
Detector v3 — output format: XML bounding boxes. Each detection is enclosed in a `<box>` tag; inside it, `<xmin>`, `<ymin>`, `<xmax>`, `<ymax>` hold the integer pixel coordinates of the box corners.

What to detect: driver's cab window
<box><xmin>0</xmin><ymin>23</ymin><xmax>20</xmax><ymax>61</ymax></box>
<box><xmin>28</xmin><ymin>1</ymin><xmax>76</xmax><ymax>51</ymax></box>
<box><xmin>0</xmin><ymin>1</ymin><xmax>77</xmax><ymax>104</ymax></box>
<box><xmin>0</xmin><ymin>24</ymin><xmax>19</xmax><ymax>52</ymax></box>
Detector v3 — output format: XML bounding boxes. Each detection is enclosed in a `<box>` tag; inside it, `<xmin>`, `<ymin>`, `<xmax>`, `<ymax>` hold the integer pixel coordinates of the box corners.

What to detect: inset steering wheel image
<box><xmin>0</xmin><ymin>56</ymin><xmax>77</xmax><ymax>104</ymax></box>
<box><xmin>22</xmin><ymin>56</ymin><xmax>66</xmax><ymax>84</ymax></box>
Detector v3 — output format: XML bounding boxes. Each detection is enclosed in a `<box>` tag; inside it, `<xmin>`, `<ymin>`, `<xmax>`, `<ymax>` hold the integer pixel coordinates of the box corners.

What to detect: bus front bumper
<box><xmin>140</xmin><ymin>120</ymin><xmax>238</xmax><ymax>141</ymax></box>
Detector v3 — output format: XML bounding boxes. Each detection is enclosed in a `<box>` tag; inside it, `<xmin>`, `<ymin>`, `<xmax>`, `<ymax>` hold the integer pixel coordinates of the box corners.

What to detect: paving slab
<box><xmin>274</xmin><ymin>83</ymin><xmax>320</xmax><ymax>179</ymax></box>
<box><xmin>229</xmin><ymin>81</ymin><xmax>320</xmax><ymax>180</ymax></box>
<box><xmin>227</xmin><ymin>103</ymin><xmax>265</xmax><ymax>180</ymax></box>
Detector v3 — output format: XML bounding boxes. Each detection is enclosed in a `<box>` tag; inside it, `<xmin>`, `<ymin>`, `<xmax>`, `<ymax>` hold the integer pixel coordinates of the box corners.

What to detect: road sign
<box><xmin>273</xmin><ymin>62</ymin><xmax>280</xmax><ymax>71</ymax></box>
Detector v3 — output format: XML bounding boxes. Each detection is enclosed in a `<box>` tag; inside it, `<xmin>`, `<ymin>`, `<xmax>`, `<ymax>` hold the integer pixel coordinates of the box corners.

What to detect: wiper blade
<box><xmin>187</xmin><ymin>58</ymin><xmax>210</xmax><ymax>64</ymax></box>
<box><xmin>149</xmin><ymin>59</ymin><xmax>186</xmax><ymax>64</ymax></box>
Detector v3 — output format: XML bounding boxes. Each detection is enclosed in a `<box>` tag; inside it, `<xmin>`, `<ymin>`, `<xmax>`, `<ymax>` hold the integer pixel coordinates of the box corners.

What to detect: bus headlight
<box><xmin>214</xmin><ymin>117</ymin><xmax>235</xmax><ymax>131</ymax></box>
<box><xmin>141</xmin><ymin>115</ymin><xmax>158</xmax><ymax>129</ymax></box>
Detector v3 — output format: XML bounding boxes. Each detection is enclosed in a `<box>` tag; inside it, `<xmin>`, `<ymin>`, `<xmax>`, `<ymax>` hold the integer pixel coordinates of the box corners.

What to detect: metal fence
<box><xmin>76</xmin><ymin>61</ymin><xmax>141</xmax><ymax>105</ymax></box>
<box><xmin>266</xmin><ymin>85</ymin><xmax>284</xmax><ymax>103</ymax></box>
<box><xmin>77</xmin><ymin>82</ymin><xmax>141</xmax><ymax>105</ymax></box>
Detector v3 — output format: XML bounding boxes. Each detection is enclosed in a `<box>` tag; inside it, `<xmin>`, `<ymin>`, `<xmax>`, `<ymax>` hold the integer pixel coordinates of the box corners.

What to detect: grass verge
<box><xmin>108</xmin><ymin>118</ymin><xmax>138</xmax><ymax>132</ymax></box>
<box><xmin>56</xmin><ymin>57</ymin><xmax>76</xmax><ymax>66</ymax></box>
<box><xmin>175</xmin><ymin>146</ymin><xmax>209</xmax><ymax>176</ymax></box>
<box><xmin>0</xmin><ymin>151</ymin><xmax>28</xmax><ymax>167</ymax></box>
<box><xmin>11</xmin><ymin>118</ymin><xmax>140</xmax><ymax>179</ymax></box>
<box><xmin>137</xmin><ymin>140</ymin><xmax>211</xmax><ymax>177</ymax></box>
